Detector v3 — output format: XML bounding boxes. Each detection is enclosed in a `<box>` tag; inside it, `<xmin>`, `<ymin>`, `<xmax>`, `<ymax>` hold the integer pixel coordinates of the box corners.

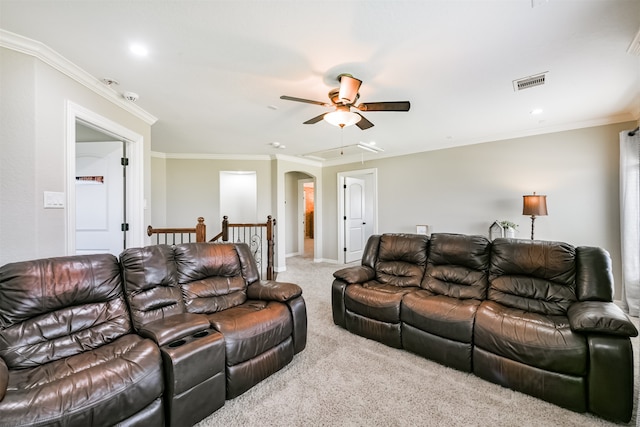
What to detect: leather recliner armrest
<box><xmin>247</xmin><ymin>280</ymin><xmax>302</xmax><ymax>302</ymax></box>
<box><xmin>0</xmin><ymin>357</ymin><xmax>8</xmax><ymax>402</ymax></box>
<box><xmin>333</xmin><ymin>266</ymin><xmax>375</xmax><ymax>284</ymax></box>
<box><xmin>567</xmin><ymin>301</ymin><xmax>638</xmax><ymax>337</ymax></box>
<box><xmin>138</xmin><ymin>313</ymin><xmax>212</xmax><ymax>347</ymax></box>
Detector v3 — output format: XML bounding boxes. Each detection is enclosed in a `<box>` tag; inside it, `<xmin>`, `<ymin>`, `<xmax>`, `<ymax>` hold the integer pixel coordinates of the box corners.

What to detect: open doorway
<box><xmin>66</xmin><ymin>101</ymin><xmax>145</xmax><ymax>255</ymax></box>
<box><xmin>299</xmin><ymin>179</ymin><xmax>314</xmax><ymax>259</ymax></box>
<box><xmin>75</xmin><ymin>134</ymin><xmax>126</xmax><ymax>255</ymax></box>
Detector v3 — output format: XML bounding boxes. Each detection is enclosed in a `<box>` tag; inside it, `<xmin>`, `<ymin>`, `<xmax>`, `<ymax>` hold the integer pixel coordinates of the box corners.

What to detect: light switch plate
<box><xmin>44</xmin><ymin>191</ymin><xmax>65</xmax><ymax>209</ymax></box>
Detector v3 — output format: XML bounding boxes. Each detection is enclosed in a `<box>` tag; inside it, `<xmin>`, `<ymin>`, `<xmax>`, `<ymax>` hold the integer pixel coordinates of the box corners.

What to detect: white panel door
<box><xmin>75</xmin><ymin>141</ymin><xmax>124</xmax><ymax>255</ymax></box>
<box><xmin>345</xmin><ymin>176</ymin><xmax>366</xmax><ymax>263</ymax></box>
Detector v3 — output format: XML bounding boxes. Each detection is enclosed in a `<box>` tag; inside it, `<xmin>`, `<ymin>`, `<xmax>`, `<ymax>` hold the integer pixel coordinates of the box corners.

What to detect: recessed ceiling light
<box><xmin>130</xmin><ymin>44</ymin><xmax>148</xmax><ymax>56</ymax></box>
<box><xmin>530</xmin><ymin>108</ymin><xmax>543</xmax><ymax>115</ymax></box>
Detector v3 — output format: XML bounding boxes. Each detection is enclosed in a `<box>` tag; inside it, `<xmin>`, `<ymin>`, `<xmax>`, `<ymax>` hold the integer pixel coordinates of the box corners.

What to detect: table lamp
<box><xmin>522</xmin><ymin>192</ymin><xmax>548</xmax><ymax>240</ymax></box>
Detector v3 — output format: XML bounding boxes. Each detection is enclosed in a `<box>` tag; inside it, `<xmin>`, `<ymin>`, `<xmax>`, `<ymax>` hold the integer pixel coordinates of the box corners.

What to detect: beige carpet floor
<box><xmin>196</xmin><ymin>256</ymin><xmax>639</xmax><ymax>427</ymax></box>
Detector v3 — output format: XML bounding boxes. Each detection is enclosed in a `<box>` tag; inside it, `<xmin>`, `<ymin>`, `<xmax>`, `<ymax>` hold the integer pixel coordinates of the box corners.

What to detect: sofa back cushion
<box><xmin>375</xmin><ymin>234</ymin><xmax>429</xmax><ymax>287</ymax></box>
<box><xmin>174</xmin><ymin>243</ymin><xmax>247</xmax><ymax>313</ymax></box>
<box><xmin>120</xmin><ymin>244</ymin><xmax>185</xmax><ymax>330</ymax></box>
<box><xmin>488</xmin><ymin>239</ymin><xmax>577</xmax><ymax>315</ymax></box>
<box><xmin>0</xmin><ymin>254</ymin><xmax>130</xmax><ymax>369</ymax></box>
<box><xmin>423</xmin><ymin>233</ymin><xmax>490</xmax><ymax>299</ymax></box>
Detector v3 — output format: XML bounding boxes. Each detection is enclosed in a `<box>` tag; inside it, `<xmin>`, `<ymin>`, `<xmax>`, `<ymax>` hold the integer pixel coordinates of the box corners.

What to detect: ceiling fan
<box><xmin>280</xmin><ymin>74</ymin><xmax>410</xmax><ymax>130</ymax></box>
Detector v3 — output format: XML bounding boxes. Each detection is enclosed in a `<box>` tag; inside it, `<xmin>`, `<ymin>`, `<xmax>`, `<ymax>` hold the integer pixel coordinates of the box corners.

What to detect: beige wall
<box><xmin>150</xmin><ymin>156</ymin><xmax>167</xmax><ymax>227</ymax></box>
<box><xmin>156</xmin><ymin>158</ymin><xmax>273</xmax><ymax>237</ymax></box>
<box><xmin>322</xmin><ymin>122</ymin><xmax>634</xmax><ymax>299</ymax></box>
<box><xmin>0</xmin><ymin>48</ymin><xmax>152</xmax><ymax>265</ymax></box>
<box><xmin>151</xmin><ymin>123</ymin><xmax>633</xmax><ymax>299</ymax></box>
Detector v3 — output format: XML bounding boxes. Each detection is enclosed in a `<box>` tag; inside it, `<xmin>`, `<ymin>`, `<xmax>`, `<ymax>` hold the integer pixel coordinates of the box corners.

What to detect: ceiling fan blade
<box><xmin>357</xmin><ymin>101</ymin><xmax>411</xmax><ymax>112</ymax></box>
<box><xmin>338</xmin><ymin>74</ymin><xmax>362</xmax><ymax>104</ymax></box>
<box><xmin>304</xmin><ymin>113</ymin><xmax>326</xmax><ymax>124</ymax></box>
<box><xmin>355</xmin><ymin>113</ymin><xmax>374</xmax><ymax>130</ymax></box>
<box><xmin>280</xmin><ymin>95</ymin><xmax>330</xmax><ymax>107</ymax></box>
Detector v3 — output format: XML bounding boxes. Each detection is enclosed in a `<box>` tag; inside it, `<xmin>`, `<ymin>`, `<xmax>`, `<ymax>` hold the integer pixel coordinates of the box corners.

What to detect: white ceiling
<box><xmin>2</xmin><ymin>1</ymin><xmax>639</xmax><ymax>164</ymax></box>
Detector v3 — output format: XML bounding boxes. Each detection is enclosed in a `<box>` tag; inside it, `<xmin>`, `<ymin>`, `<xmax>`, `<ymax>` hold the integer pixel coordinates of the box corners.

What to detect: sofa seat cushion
<box><xmin>401</xmin><ymin>290</ymin><xmax>481</xmax><ymax>343</ymax></box>
<box><xmin>474</xmin><ymin>301</ymin><xmax>587</xmax><ymax>376</ymax></box>
<box><xmin>207</xmin><ymin>300</ymin><xmax>292</xmax><ymax>366</ymax></box>
<box><xmin>345</xmin><ymin>281</ymin><xmax>419</xmax><ymax>323</ymax></box>
<box><xmin>0</xmin><ymin>334</ymin><xmax>163</xmax><ymax>426</ymax></box>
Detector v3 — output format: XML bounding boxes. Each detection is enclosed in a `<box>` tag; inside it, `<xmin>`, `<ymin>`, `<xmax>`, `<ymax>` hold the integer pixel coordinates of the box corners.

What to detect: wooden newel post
<box><xmin>266</xmin><ymin>215</ymin><xmax>275</xmax><ymax>280</ymax></box>
<box><xmin>195</xmin><ymin>217</ymin><xmax>206</xmax><ymax>242</ymax></box>
<box><xmin>222</xmin><ymin>216</ymin><xmax>229</xmax><ymax>242</ymax></box>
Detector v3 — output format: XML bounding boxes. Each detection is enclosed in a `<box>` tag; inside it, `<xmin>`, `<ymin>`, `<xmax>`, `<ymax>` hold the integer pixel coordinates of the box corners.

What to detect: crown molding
<box><xmin>272</xmin><ymin>154</ymin><xmax>323</xmax><ymax>168</ymax></box>
<box><xmin>151</xmin><ymin>151</ymin><xmax>323</xmax><ymax>167</ymax></box>
<box><xmin>0</xmin><ymin>29</ymin><xmax>157</xmax><ymax>125</ymax></box>
<box><xmin>152</xmin><ymin>151</ymin><xmax>271</xmax><ymax>161</ymax></box>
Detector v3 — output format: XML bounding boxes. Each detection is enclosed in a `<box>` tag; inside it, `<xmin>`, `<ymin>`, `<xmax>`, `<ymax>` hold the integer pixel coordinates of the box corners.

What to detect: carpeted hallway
<box><xmin>196</xmin><ymin>256</ymin><xmax>638</xmax><ymax>427</ymax></box>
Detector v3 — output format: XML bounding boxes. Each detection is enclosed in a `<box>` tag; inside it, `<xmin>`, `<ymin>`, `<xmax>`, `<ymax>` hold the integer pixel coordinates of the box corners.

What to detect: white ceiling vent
<box><xmin>513</xmin><ymin>72</ymin><xmax>547</xmax><ymax>91</ymax></box>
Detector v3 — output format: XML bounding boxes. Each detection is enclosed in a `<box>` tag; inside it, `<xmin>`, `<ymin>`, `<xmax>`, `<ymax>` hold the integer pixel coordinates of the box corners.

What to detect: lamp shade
<box><xmin>324</xmin><ymin>110</ymin><xmax>361</xmax><ymax>127</ymax></box>
<box><xmin>522</xmin><ymin>193</ymin><xmax>548</xmax><ymax>216</ymax></box>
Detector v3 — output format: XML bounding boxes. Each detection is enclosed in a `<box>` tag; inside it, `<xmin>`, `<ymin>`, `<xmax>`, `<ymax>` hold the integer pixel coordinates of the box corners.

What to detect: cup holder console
<box><xmin>168</xmin><ymin>339</ymin><xmax>187</xmax><ymax>348</ymax></box>
<box><xmin>164</xmin><ymin>329</ymin><xmax>216</xmax><ymax>350</ymax></box>
<box><xmin>159</xmin><ymin>327</ymin><xmax>226</xmax><ymax>425</ymax></box>
<box><xmin>192</xmin><ymin>330</ymin><xmax>209</xmax><ymax>338</ymax></box>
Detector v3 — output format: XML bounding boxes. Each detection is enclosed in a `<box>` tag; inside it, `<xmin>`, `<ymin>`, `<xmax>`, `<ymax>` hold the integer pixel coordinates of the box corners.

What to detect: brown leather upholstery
<box><xmin>120</xmin><ymin>244</ymin><xmax>184</xmax><ymax>329</ymax></box>
<box><xmin>0</xmin><ymin>243</ymin><xmax>307</xmax><ymax>426</ymax></box>
<box><xmin>173</xmin><ymin>242</ymin><xmax>306</xmax><ymax>399</ymax></box>
<box><xmin>0</xmin><ymin>254</ymin><xmax>164</xmax><ymax>426</ymax></box>
<box><xmin>332</xmin><ymin>233</ymin><xmax>638</xmax><ymax>423</ymax></box>
<box><xmin>402</xmin><ymin>233</ymin><xmax>490</xmax><ymax>371</ymax></box>
<box><xmin>337</xmin><ymin>233</ymin><xmax>428</xmax><ymax>348</ymax></box>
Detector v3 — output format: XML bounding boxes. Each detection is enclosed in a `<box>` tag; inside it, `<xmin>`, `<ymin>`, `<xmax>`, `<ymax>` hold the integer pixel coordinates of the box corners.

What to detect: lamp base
<box><xmin>530</xmin><ymin>215</ymin><xmax>536</xmax><ymax>240</ymax></box>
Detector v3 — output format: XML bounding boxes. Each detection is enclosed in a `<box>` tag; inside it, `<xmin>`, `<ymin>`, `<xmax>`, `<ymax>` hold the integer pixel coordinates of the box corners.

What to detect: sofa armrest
<box><xmin>138</xmin><ymin>313</ymin><xmax>212</xmax><ymax>346</ymax></box>
<box><xmin>567</xmin><ymin>302</ymin><xmax>638</xmax><ymax>337</ymax></box>
<box><xmin>247</xmin><ymin>280</ymin><xmax>302</xmax><ymax>302</ymax></box>
<box><xmin>333</xmin><ymin>266</ymin><xmax>375</xmax><ymax>284</ymax></box>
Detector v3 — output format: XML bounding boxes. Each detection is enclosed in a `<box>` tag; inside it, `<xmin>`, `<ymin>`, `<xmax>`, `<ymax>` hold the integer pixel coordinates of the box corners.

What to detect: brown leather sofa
<box><xmin>0</xmin><ymin>254</ymin><xmax>164</xmax><ymax>426</ymax></box>
<box><xmin>332</xmin><ymin>233</ymin><xmax>638</xmax><ymax>423</ymax></box>
<box><xmin>0</xmin><ymin>242</ymin><xmax>306</xmax><ymax>426</ymax></box>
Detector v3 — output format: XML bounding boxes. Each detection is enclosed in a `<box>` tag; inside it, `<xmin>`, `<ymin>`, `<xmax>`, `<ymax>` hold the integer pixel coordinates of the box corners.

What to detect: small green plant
<box><xmin>499</xmin><ymin>220</ymin><xmax>518</xmax><ymax>229</ymax></box>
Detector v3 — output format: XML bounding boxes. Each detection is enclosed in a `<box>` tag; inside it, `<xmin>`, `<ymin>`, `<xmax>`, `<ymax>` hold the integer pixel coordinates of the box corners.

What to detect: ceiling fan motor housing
<box><xmin>337</xmin><ymin>74</ymin><xmax>362</xmax><ymax>104</ymax></box>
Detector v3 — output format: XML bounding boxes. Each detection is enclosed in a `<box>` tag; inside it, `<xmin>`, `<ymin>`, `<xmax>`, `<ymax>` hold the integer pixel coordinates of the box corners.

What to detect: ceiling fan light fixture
<box><xmin>324</xmin><ymin>110</ymin><xmax>361</xmax><ymax>128</ymax></box>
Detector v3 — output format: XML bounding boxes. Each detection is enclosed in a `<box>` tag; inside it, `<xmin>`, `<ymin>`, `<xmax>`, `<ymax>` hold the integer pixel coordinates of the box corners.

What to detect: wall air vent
<box><xmin>513</xmin><ymin>72</ymin><xmax>547</xmax><ymax>91</ymax></box>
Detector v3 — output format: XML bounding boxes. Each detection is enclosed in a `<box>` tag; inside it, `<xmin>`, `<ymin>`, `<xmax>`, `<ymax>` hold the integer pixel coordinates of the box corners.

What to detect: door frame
<box><xmin>337</xmin><ymin>168</ymin><xmax>378</xmax><ymax>264</ymax></box>
<box><xmin>66</xmin><ymin>101</ymin><xmax>144</xmax><ymax>255</ymax></box>
<box><xmin>297</xmin><ymin>178</ymin><xmax>314</xmax><ymax>256</ymax></box>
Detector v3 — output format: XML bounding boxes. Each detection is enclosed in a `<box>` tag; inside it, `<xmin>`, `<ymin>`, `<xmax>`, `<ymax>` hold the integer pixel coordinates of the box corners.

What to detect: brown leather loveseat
<box><xmin>0</xmin><ymin>242</ymin><xmax>306</xmax><ymax>426</ymax></box>
<box><xmin>332</xmin><ymin>233</ymin><xmax>638</xmax><ymax>423</ymax></box>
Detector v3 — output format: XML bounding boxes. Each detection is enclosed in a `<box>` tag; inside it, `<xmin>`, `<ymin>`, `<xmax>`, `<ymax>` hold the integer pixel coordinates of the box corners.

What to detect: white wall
<box><xmin>322</xmin><ymin>122</ymin><xmax>634</xmax><ymax>299</ymax></box>
<box><xmin>0</xmin><ymin>47</ymin><xmax>152</xmax><ymax>265</ymax></box>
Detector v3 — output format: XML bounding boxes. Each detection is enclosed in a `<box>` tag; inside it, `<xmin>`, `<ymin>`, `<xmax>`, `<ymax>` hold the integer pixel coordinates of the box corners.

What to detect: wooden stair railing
<box><xmin>147</xmin><ymin>216</ymin><xmax>276</xmax><ymax>280</ymax></box>
<box><xmin>147</xmin><ymin>216</ymin><xmax>206</xmax><ymax>244</ymax></box>
<box><xmin>210</xmin><ymin>215</ymin><xmax>276</xmax><ymax>280</ymax></box>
